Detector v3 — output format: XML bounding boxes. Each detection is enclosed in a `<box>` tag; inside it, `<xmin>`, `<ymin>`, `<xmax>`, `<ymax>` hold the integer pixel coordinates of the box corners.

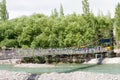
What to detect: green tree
<box><xmin>0</xmin><ymin>4</ymin><xmax>113</xmax><ymax>49</ymax></box>
<box><xmin>31</xmin><ymin>33</ymin><xmax>49</xmax><ymax>48</ymax></box>
<box><xmin>0</xmin><ymin>0</ymin><xmax>9</xmax><ymax>21</ymax></box>
<box><xmin>51</xmin><ymin>8</ymin><xmax>58</xmax><ymax>18</ymax></box>
<box><xmin>115</xmin><ymin>3</ymin><xmax>120</xmax><ymax>47</ymax></box>
<box><xmin>82</xmin><ymin>0</ymin><xmax>90</xmax><ymax>16</ymax></box>
<box><xmin>60</xmin><ymin>4</ymin><xmax>64</xmax><ymax>17</ymax></box>
<box><xmin>48</xmin><ymin>33</ymin><xmax>57</xmax><ymax>48</ymax></box>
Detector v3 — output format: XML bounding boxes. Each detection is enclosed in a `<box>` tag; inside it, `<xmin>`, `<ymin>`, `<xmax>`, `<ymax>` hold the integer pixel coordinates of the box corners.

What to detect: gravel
<box><xmin>0</xmin><ymin>70</ymin><xmax>120</xmax><ymax>80</ymax></box>
<box><xmin>14</xmin><ymin>63</ymin><xmax>56</xmax><ymax>68</ymax></box>
<box><xmin>0</xmin><ymin>70</ymin><xmax>30</xmax><ymax>80</ymax></box>
<box><xmin>38</xmin><ymin>72</ymin><xmax>120</xmax><ymax>80</ymax></box>
<box><xmin>84</xmin><ymin>58</ymin><xmax>120</xmax><ymax>64</ymax></box>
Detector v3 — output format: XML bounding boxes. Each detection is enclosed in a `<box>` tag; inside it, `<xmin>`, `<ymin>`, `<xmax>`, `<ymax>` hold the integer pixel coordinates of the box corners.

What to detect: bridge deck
<box><xmin>0</xmin><ymin>47</ymin><xmax>108</xmax><ymax>59</ymax></box>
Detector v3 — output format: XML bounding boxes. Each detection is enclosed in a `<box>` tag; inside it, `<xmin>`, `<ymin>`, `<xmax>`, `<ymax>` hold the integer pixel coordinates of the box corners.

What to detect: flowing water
<box><xmin>0</xmin><ymin>64</ymin><xmax>120</xmax><ymax>74</ymax></box>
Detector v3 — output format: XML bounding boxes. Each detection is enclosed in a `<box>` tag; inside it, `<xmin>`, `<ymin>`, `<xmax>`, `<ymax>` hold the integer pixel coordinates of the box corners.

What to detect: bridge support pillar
<box><xmin>95</xmin><ymin>53</ymin><xmax>103</xmax><ymax>59</ymax></box>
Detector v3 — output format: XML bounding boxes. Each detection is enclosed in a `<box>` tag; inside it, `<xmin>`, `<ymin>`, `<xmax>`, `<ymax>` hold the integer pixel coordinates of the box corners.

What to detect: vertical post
<box><xmin>101</xmin><ymin>54</ymin><xmax>103</xmax><ymax>59</ymax></box>
<box><xmin>2</xmin><ymin>46</ymin><xmax>6</xmax><ymax>59</ymax></box>
<box><xmin>95</xmin><ymin>54</ymin><xmax>98</xmax><ymax>59</ymax></box>
<box><xmin>113</xmin><ymin>21</ymin><xmax>118</xmax><ymax>48</ymax></box>
<box><xmin>109</xmin><ymin>29</ymin><xmax>116</xmax><ymax>57</ymax></box>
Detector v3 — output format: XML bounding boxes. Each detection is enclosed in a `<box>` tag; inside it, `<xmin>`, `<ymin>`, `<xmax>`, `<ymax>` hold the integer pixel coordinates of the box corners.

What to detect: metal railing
<box><xmin>0</xmin><ymin>46</ymin><xmax>107</xmax><ymax>59</ymax></box>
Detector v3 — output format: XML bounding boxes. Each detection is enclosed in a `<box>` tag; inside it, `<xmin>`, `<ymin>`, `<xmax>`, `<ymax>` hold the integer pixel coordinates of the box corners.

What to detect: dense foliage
<box><xmin>115</xmin><ymin>3</ymin><xmax>120</xmax><ymax>48</ymax></box>
<box><xmin>0</xmin><ymin>0</ymin><xmax>9</xmax><ymax>21</ymax></box>
<box><xmin>0</xmin><ymin>13</ymin><xmax>113</xmax><ymax>48</ymax></box>
<box><xmin>0</xmin><ymin>0</ymin><xmax>115</xmax><ymax>48</ymax></box>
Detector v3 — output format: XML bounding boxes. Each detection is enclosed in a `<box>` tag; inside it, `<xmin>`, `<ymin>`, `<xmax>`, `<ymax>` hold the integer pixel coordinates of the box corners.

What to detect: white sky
<box><xmin>4</xmin><ymin>0</ymin><xmax>120</xmax><ymax>19</ymax></box>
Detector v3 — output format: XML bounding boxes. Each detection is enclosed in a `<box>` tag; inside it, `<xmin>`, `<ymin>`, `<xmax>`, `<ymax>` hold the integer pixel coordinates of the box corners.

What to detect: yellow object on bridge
<box><xmin>106</xmin><ymin>46</ymin><xmax>111</xmax><ymax>51</ymax></box>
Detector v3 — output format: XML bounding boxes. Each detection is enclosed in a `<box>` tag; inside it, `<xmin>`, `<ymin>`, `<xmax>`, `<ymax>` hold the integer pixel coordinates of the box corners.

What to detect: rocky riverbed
<box><xmin>0</xmin><ymin>70</ymin><xmax>120</xmax><ymax>80</ymax></box>
<box><xmin>0</xmin><ymin>70</ymin><xmax>30</xmax><ymax>80</ymax></box>
<box><xmin>38</xmin><ymin>72</ymin><xmax>120</xmax><ymax>80</ymax></box>
<box><xmin>0</xmin><ymin>57</ymin><xmax>120</xmax><ymax>80</ymax></box>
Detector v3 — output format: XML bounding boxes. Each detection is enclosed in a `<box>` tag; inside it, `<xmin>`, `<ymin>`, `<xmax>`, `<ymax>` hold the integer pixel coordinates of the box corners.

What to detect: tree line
<box><xmin>0</xmin><ymin>0</ymin><xmax>119</xmax><ymax>48</ymax></box>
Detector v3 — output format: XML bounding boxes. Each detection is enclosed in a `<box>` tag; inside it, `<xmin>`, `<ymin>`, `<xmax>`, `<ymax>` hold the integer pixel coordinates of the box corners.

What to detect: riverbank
<box><xmin>0</xmin><ymin>57</ymin><xmax>120</xmax><ymax>65</ymax></box>
<box><xmin>0</xmin><ymin>60</ymin><xmax>120</xmax><ymax>80</ymax></box>
<box><xmin>84</xmin><ymin>57</ymin><xmax>120</xmax><ymax>64</ymax></box>
<box><xmin>0</xmin><ymin>70</ymin><xmax>120</xmax><ymax>80</ymax></box>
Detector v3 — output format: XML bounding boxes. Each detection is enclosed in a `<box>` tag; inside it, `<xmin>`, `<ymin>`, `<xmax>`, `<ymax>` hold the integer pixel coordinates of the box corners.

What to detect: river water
<box><xmin>0</xmin><ymin>64</ymin><xmax>120</xmax><ymax>74</ymax></box>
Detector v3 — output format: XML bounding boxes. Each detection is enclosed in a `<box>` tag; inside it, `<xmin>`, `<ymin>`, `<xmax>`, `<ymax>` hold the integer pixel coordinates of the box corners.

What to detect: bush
<box><xmin>21</xmin><ymin>56</ymin><xmax>45</xmax><ymax>63</ymax></box>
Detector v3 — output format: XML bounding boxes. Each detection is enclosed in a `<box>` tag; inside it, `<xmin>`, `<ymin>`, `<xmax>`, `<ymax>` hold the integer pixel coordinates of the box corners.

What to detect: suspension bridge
<box><xmin>0</xmin><ymin>46</ymin><xmax>108</xmax><ymax>60</ymax></box>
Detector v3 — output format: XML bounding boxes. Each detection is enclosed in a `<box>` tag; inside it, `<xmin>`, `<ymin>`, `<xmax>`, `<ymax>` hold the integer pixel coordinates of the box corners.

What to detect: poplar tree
<box><xmin>115</xmin><ymin>3</ymin><xmax>120</xmax><ymax>28</ymax></box>
<box><xmin>115</xmin><ymin>3</ymin><xmax>120</xmax><ymax>47</ymax></box>
<box><xmin>60</xmin><ymin>4</ymin><xmax>64</xmax><ymax>17</ymax></box>
<box><xmin>54</xmin><ymin>8</ymin><xmax>58</xmax><ymax>17</ymax></box>
<box><xmin>51</xmin><ymin>8</ymin><xmax>59</xmax><ymax>18</ymax></box>
<box><xmin>0</xmin><ymin>0</ymin><xmax>9</xmax><ymax>21</ymax></box>
<box><xmin>82</xmin><ymin>0</ymin><xmax>90</xmax><ymax>16</ymax></box>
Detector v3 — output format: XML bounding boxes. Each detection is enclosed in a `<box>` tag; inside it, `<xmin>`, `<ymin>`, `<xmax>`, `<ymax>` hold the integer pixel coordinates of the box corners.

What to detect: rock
<box><xmin>0</xmin><ymin>70</ymin><xmax>30</xmax><ymax>80</ymax></box>
<box><xmin>84</xmin><ymin>58</ymin><xmax>120</xmax><ymax>64</ymax></box>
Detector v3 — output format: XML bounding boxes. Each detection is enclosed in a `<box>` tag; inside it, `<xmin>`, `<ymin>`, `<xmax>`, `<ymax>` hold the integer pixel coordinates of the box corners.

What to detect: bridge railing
<box><xmin>0</xmin><ymin>47</ymin><xmax>107</xmax><ymax>59</ymax></box>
